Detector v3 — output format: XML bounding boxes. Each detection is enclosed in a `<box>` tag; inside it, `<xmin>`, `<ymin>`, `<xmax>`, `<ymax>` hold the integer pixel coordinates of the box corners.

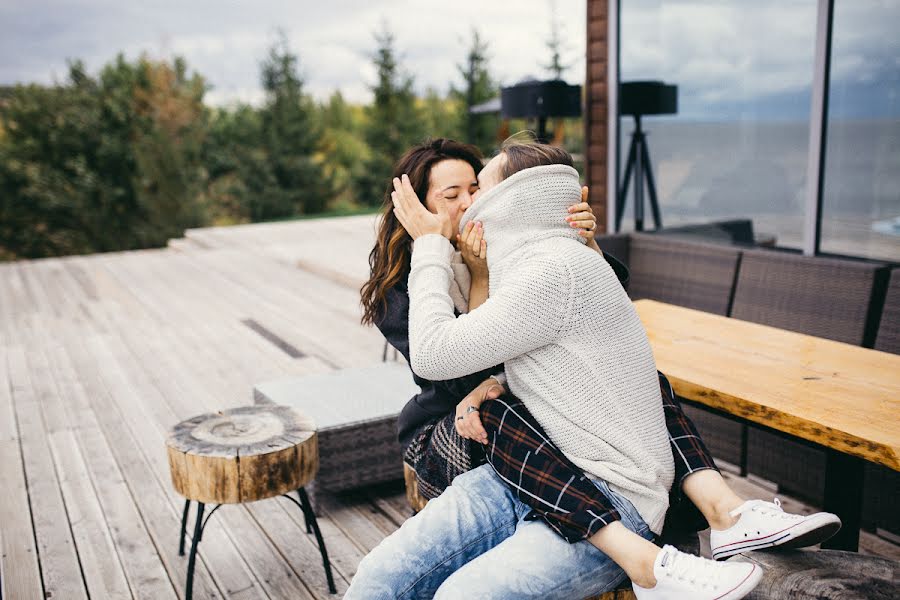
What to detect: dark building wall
<box><xmin>585</xmin><ymin>0</ymin><xmax>609</xmax><ymax>233</ymax></box>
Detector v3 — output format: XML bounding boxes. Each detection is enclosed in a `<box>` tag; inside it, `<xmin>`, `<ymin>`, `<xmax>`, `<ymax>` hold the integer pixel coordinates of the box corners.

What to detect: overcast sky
<box><xmin>0</xmin><ymin>0</ymin><xmax>586</xmax><ymax>106</ymax></box>
<box><xmin>1</xmin><ymin>0</ymin><xmax>897</xmax><ymax>118</ymax></box>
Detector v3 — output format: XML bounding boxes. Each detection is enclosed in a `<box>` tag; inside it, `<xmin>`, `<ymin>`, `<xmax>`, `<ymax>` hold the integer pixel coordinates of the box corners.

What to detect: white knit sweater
<box><xmin>408</xmin><ymin>164</ymin><xmax>674</xmax><ymax>534</ymax></box>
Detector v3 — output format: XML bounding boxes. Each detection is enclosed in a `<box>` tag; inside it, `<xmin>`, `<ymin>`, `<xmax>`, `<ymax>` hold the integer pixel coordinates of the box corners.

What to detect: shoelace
<box><xmin>730</xmin><ymin>497</ymin><xmax>798</xmax><ymax>521</ymax></box>
<box><xmin>660</xmin><ymin>547</ymin><xmax>724</xmax><ymax>590</ymax></box>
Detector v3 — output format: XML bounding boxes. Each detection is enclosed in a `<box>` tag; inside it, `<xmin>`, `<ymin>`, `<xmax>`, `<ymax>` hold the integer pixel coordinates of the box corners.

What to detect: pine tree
<box><xmin>356</xmin><ymin>27</ymin><xmax>424</xmax><ymax>205</ymax></box>
<box><xmin>320</xmin><ymin>91</ymin><xmax>371</xmax><ymax>206</ymax></box>
<box><xmin>255</xmin><ymin>33</ymin><xmax>332</xmax><ymax>217</ymax></box>
<box><xmin>544</xmin><ymin>0</ymin><xmax>572</xmax><ymax>80</ymax></box>
<box><xmin>452</xmin><ymin>28</ymin><xmax>499</xmax><ymax>154</ymax></box>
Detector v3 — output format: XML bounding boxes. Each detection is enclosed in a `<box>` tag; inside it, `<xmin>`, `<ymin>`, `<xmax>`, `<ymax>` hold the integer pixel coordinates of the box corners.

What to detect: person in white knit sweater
<box><xmin>346</xmin><ymin>140</ymin><xmax>840</xmax><ymax>600</ymax></box>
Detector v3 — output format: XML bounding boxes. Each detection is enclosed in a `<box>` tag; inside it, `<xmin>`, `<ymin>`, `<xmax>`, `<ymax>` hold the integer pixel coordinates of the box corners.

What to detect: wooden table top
<box><xmin>634</xmin><ymin>300</ymin><xmax>900</xmax><ymax>471</ymax></box>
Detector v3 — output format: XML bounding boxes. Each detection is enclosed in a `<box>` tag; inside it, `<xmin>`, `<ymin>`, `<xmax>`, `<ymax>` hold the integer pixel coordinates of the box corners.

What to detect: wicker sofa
<box><xmin>253</xmin><ymin>362</ymin><xmax>419</xmax><ymax>501</ymax></box>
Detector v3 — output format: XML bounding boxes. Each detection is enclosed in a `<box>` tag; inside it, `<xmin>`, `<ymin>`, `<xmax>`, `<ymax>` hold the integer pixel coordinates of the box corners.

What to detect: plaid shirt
<box><xmin>409</xmin><ymin>371</ymin><xmax>717</xmax><ymax>543</ymax></box>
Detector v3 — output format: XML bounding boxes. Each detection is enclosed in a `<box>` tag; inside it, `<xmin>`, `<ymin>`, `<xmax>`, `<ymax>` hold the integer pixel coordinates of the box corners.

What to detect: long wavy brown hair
<box><xmin>360</xmin><ymin>138</ymin><xmax>484</xmax><ymax>326</ymax></box>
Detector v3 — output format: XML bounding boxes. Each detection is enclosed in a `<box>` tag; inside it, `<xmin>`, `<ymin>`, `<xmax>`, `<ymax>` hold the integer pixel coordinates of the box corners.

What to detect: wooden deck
<box><xmin>0</xmin><ymin>215</ymin><xmax>896</xmax><ymax>599</ymax></box>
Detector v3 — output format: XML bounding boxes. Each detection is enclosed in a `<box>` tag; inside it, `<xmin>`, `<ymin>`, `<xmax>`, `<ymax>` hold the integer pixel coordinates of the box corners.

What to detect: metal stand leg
<box><xmin>298</xmin><ymin>487</ymin><xmax>337</xmax><ymax>594</ymax></box>
<box><xmin>739</xmin><ymin>425</ymin><xmax>750</xmax><ymax>477</ymax></box>
<box><xmin>298</xmin><ymin>490</ymin><xmax>312</xmax><ymax>533</ymax></box>
<box><xmin>640</xmin><ymin>138</ymin><xmax>663</xmax><ymax>229</ymax></box>
<box><xmin>617</xmin><ymin>135</ymin><xmax>639</xmax><ymax>232</ymax></box>
<box><xmin>185</xmin><ymin>502</ymin><xmax>205</xmax><ymax>600</ymax></box>
<box><xmin>179</xmin><ymin>499</ymin><xmax>191</xmax><ymax>556</ymax></box>
<box><xmin>822</xmin><ymin>450</ymin><xmax>864</xmax><ymax>551</ymax></box>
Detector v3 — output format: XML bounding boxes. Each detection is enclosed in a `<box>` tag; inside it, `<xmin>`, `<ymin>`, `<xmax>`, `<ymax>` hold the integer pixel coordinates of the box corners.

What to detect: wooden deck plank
<box><xmin>177</xmin><ymin>249</ymin><xmax>383</xmax><ymax>367</ymax></box>
<box><xmin>6</xmin><ymin>344</ymin><xmax>89</xmax><ymax>600</ymax></box>
<box><xmin>40</xmin><ymin>340</ymin><xmax>178</xmax><ymax>599</ymax></box>
<box><xmin>48</xmin><ymin>430</ymin><xmax>133</xmax><ymax>599</ymax></box>
<box><xmin>317</xmin><ymin>492</ymin><xmax>399</xmax><ymax>555</ymax></box>
<box><xmin>24</xmin><ymin>259</ymin><xmax>177</xmax><ymax>600</ymax></box>
<box><xmin>0</xmin><ymin>348</ymin><xmax>43</xmax><ymax>600</ymax></box>
<box><xmin>0</xmin><ymin>440</ymin><xmax>44</xmax><ymax>600</ymax></box>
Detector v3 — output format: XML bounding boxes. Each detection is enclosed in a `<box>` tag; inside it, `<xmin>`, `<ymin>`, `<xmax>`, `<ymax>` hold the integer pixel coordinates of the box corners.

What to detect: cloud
<box><xmin>3</xmin><ymin>0</ymin><xmax>895</xmax><ymax>118</ymax></box>
<box><xmin>0</xmin><ymin>0</ymin><xmax>586</xmax><ymax>105</ymax></box>
<box><xmin>621</xmin><ymin>0</ymin><xmax>900</xmax><ymax>118</ymax></box>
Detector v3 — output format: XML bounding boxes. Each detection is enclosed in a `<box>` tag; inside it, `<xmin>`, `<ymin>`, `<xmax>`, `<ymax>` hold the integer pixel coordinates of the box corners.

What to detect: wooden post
<box><xmin>585</xmin><ymin>0</ymin><xmax>610</xmax><ymax>232</ymax></box>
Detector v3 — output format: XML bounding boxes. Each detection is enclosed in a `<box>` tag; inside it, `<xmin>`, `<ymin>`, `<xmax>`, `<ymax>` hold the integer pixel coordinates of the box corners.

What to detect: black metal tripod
<box><xmin>617</xmin><ymin>114</ymin><xmax>663</xmax><ymax>232</ymax></box>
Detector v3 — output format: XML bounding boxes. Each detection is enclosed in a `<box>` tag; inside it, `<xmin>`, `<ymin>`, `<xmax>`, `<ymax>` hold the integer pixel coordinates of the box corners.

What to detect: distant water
<box><xmin>616</xmin><ymin>118</ymin><xmax>900</xmax><ymax>260</ymax></box>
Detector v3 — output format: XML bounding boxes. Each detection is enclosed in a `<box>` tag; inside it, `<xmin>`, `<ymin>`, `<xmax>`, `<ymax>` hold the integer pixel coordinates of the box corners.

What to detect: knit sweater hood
<box><xmin>459</xmin><ymin>164</ymin><xmax>586</xmax><ymax>270</ymax></box>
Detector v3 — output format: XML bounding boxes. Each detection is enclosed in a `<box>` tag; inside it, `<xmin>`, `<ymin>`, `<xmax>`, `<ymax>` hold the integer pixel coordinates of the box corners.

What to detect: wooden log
<box><xmin>403</xmin><ymin>462</ymin><xmax>428</xmax><ymax>513</ymax></box>
<box><xmin>732</xmin><ymin>549</ymin><xmax>899</xmax><ymax>599</ymax></box>
<box><xmin>167</xmin><ymin>405</ymin><xmax>317</xmax><ymax>504</ymax></box>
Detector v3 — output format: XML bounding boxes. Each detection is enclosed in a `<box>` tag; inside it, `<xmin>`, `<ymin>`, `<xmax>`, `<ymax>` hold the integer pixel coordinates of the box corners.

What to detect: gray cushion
<box><xmin>254</xmin><ymin>363</ymin><xmax>420</xmax><ymax>492</ymax></box>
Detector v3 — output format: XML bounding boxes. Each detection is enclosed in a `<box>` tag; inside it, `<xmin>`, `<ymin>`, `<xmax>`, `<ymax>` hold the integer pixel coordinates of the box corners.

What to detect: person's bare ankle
<box><xmin>627</xmin><ymin>551</ymin><xmax>659</xmax><ymax>588</ymax></box>
<box><xmin>708</xmin><ymin>497</ymin><xmax>743</xmax><ymax>531</ymax></box>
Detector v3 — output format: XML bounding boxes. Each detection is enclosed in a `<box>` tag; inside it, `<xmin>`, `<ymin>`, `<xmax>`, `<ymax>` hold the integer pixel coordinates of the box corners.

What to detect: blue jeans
<box><xmin>345</xmin><ymin>464</ymin><xmax>654</xmax><ymax>600</ymax></box>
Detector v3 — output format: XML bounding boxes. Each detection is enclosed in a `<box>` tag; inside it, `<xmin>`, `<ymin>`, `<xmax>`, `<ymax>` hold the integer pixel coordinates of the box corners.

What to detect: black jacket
<box><xmin>377</xmin><ymin>250</ymin><xmax>630</xmax><ymax>449</ymax></box>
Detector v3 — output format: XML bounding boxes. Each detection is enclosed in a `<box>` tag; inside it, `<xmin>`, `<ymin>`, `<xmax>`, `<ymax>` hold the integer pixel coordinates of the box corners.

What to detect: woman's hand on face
<box><xmin>391</xmin><ymin>174</ymin><xmax>453</xmax><ymax>240</ymax></box>
<box><xmin>457</xmin><ymin>221</ymin><xmax>489</xmax><ymax>280</ymax></box>
<box><xmin>455</xmin><ymin>376</ymin><xmax>505</xmax><ymax>445</ymax></box>
<box><xmin>567</xmin><ymin>186</ymin><xmax>601</xmax><ymax>251</ymax></box>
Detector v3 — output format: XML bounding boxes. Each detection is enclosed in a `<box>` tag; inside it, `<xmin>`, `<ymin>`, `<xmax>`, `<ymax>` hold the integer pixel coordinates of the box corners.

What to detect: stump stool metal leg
<box><xmin>282</xmin><ymin>488</ymin><xmax>337</xmax><ymax>594</ymax></box>
<box><xmin>186</xmin><ymin>502</ymin><xmax>205</xmax><ymax>600</ymax></box>
<box><xmin>299</xmin><ymin>487</ymin><xmax>337</xmax><ymax>594</ymax></box>
<box><xmin>179</xmin><ymin>499</ymin><xmax>191</xmax><ymax>556</ymax></box>
<box><xmin>298</xmin><ymin>490</ymin><xmax>312</xmax><ymax>533</ymax></box>
<box><xmin>183</xmin><ymin>502</ymin><xmax>223</xmax><ymax>600</ymax></box>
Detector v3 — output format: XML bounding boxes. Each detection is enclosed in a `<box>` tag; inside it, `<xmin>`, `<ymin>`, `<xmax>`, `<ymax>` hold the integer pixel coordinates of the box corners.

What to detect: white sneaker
<box><xmin>632</xmin><ymin>545</ymin><xmax>762</xmax><ymax>600</ymax></box>
<box><xmin>710</xmin><ymin>498</ymin><xmax>842</xmax><ymax>560</ymax></box>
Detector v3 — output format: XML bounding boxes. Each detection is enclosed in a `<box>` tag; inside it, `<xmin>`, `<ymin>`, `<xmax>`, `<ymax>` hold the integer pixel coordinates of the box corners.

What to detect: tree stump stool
<box><xmin>167</xmin><ymin>405</ymin><xmax>335</xmax><ymax>599</ymax></box>
<box><xmin>733</xmin><ymin>549</ymin><xmax>899</xmax><ymax>599</ymax></box>
<box><xmin>403</xmin><ymin>462</ymin><xmax>428</xmax><ymax>514</ymax></box>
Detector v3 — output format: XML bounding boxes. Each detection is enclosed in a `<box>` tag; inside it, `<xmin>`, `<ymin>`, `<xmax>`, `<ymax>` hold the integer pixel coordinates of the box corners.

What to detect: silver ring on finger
<box><xmin>465</xmin><ymin>405</ymin><xmax>478</xmax><ymax>415</ymax></box>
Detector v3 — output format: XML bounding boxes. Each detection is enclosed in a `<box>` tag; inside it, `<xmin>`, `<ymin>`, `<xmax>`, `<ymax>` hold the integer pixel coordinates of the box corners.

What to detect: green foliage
<box><xmin>202</xmin><ymin>35</ymin><xmax>333</xmax><ymax>223</ymax></box>
<box><xmin>421</xmin><ymin>88</ymin><xmax>463</xmax><ymax>141</ymax></box>
<box><xmin>452</xmin><ymin>28</ymin><xmax>500</xmax><ymax>154</ymax></box>
<box><xmin>319</xmin><ymin>91</ymin><xmax>371</xmax><ymax>208</ymax></box>
<box><xmin>356</xmin><ymin>27</ymin><xmax>426</xmax><ymax>206</ymax></box>
<box><xmin>0</xmin><ymin>26</ymin><xmax>585</xmax><ymax>261</ymax></box>
<box><xmin>0</xmin><ymin>56</ymin><xmax>207</xmax><ymax>259</ymax></box>
<box><xmin>258</xmin><ymin>34</ymin><xmax>332</xmax><ymax>217</ymax></box>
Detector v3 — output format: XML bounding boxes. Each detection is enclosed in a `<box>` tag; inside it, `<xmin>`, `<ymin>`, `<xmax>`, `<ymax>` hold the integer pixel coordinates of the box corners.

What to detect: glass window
<box><xmin>618</xmin><ymin>0</ymin><xmax>817</xmax><ymax>249</ymax></box>
<box><xmin>820</xmin><ymin>0</ymin><xmax>900</xmax><ymax>261</ymax></box>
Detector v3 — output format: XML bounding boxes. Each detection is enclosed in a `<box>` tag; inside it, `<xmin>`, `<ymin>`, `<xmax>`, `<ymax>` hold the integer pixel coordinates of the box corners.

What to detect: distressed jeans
<box><xmin>345</xmin><ymin>464</ymin><xmax>654</xmax><ymax>600</ymax></box>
